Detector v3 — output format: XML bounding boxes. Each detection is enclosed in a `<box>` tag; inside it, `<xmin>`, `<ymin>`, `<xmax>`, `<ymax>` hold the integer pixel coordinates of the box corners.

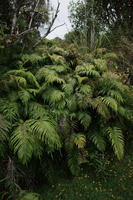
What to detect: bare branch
<box><xmin>33</xmin><ymin>2</ymin><xmax>62</xmax><ymax>48</ymax></box>
<box><xmin>28</xmin><ymin>0</ymin><xmax>40</xmax><ymax>29</ymax></box>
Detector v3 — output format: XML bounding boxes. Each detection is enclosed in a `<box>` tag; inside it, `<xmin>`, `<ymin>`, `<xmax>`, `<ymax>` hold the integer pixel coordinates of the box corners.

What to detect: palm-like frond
<box><xmin>28</xmin><ymin>102</ymin><xmax>49</xmax><ymax>120</ymax></box>
<box><xmin>76</xmin><ymin>63</ymin><xmax>100</xmax><ymax>78</ymax></box>
<box><xmin>0</xmin><ymin>99</ymin><xmax>20</xmax><ymax>122</ymax></box>
<box><xmin>0</xmin><ymin>114</ymin><xmax>10</xmax><ymax>141</ymax></box>
<box><xmin>106</xmin><ymin>126</ymin><xmax>124</xmax><ymax>160</ymax></box>
<box><xmin>74</xmin><ymin>133</ymin><xmax>86</xmax><ymax>149</ymax></box>
<box><xmin>7</xmin><ymin>70</ymin><xmax>40</xmax><ymax>89</ymax></box>
<box><xmin>18</xmin><ymin>89</ymin><xmax>32</xmax><ymax>106</ymax></box>
<box><xmin>36</xmin><ymin>67</ymin><xmax>64</xmax><ymax>85</ymax></box>
<box><xmin>78</xmin><ymin>112</ymin><xmax>92</xmax><ymax>130</ymax></box>
<box><xmin>93</xmin><ymin>58</ymin><xmax>107</xmax><ymax>72</ymax></box>
<box><xmin>90</xmin><ymin>132</ymin><xmax>106</xmax><ymax>152</ymax></box>
<box><xmin>107</xmin><ymin>90</ymin><xmax>124</xmax><ymax>103</ymax></box>
<box><xmin>100</xmin><ymin>96</ymin><xmax>118</xmax><ymax>112</ymax></box>
<box><xmin>10</xmin><ymin>121</ymin><xmax>35</xmax><ymax>164</ymax></box>
<box><xmin>79</xmin><ymin>84</ymin><xmax>93</xmax><ymax>96</ymax></box>
<box><xmin>42</xmin><ymin>87</ymin><xmax>65</xmax><ymax>105</ymax></box>
<box><xmin>27</xmin><ymin>119</ymin><xmax>61</xmax><ymax>152</ymax></box>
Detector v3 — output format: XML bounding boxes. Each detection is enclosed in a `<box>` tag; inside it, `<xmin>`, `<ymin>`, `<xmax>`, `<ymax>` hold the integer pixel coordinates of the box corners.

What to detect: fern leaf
<box><xmin>107</xmin><ymin>90</ymin><xmax>124</xmax><ymax>103</ymax></box>
<box><xmin>0</xmin><ymin>99</ymin><xmax>20</xmax><ymax>122</ymax></box>
<box><xmin>10</xmin><ymin>121</ymin><xmax>35</xmax><ymax>164</ymax></box>
<box><xmin>100</xmin><ymin>96</ymin><xmax>118</xmax><ymax>112</ymax></box>
<box><xmin>106</xmin><ymin>127</ymin><xmax>124</xmax><ymax>160</ymax></box>
<box><xmin>78</xmin><ymin>112</ymin><xmax>92</xmax><ymax>130</ymax></box>
<box><xmin>27</xmin><ymin>119</ymin><xmax>61</xmax><ymax>152</ymax></box>
<box><xmin>74</xmin><ymin>133</ymin><xmax>86</xmax><ymax>149</ymax></box>
<box><xmin>18</xmin><ymin>89</ymin><xmax>32</xmax><ymax>106</ymax></box>
<box><xmin>90</xmin><ymin>133</ymin><xmax>106</xmax><ymax>152</ymax></box>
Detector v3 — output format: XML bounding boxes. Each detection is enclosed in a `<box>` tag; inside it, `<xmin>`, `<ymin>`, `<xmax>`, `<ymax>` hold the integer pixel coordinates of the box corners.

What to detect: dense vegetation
<box><xmin>0</xmin><ymin>0</ymin><xmax>133</xmax><ymax>199</ymax></box>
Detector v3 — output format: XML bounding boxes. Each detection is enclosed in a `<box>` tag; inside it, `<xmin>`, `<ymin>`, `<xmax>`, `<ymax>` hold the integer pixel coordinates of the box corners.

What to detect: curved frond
<box><xmin>27</xmin><ymin>119</ymin><xmax>61</xmax><ymax>152</ymax></box>
<box><xmin>10</xmin><ymin>121</ymin><xmax>35</xmax><ymax>164</ymax></box>
<box><xmin>0</xmin><ymin>99</ymin><xmax>20</xmax><ymax>122</ymax></box>
<box><xmin>100</xmin><ymin>96</ymin><xmax>118</xmax><ymax>112</ymax></box>
<box><xmin>91</xmin><ymin>132</ymin><xmax>106</xmax><ymax>152</ymax></box>
<box><xmin>106</xmin><ymin>127</ymin><xmax>124</xmax><ymax>160</ymax></box>
<box><xmin>107</xmin><ymin>90</ymin><xmax>124</xmax><ymax>103</ymax></box>
<box><xmin>78</xmin><ymin>112</ymin><xmax>92</xmax><ymax>130</ymax></box>
<box><xmin>74</xmin><ymin>133</ymin><xmax>86</xmax><ymax>149</ymax></box>
<box><xmin>76</xmin><ymin>63</ymin><xmax>100</xmax><ymax>78</ymax></box>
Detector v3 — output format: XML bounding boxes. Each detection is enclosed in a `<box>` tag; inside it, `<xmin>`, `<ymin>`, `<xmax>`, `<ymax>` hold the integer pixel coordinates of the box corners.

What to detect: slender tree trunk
<box><xmin>11</xmin><ymin>0</ymin><xmax>18</xmax><ymax>34</ymax></box>
<box><xmin>28</xmin><ymin>0</ymin><xmax>40</xmax><ymax>29</ymax></box>
<box><xmin>90</xmin><ymin>0</ymin><xmax>95</xmax><ymax>50</ymax></box>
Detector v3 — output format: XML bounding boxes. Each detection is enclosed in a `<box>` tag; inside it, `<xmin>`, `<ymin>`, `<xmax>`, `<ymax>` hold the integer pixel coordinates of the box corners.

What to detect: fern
<box><xmin>17</xmin><ymin>190</ymin><xmax>40</xmax><ymax>200</ymax></box>
<box><xmin>78</xmin><ymin>112</ymin><xmax>92</xmax><ymax>130</ymax></box>
<box><xmin>42</xmin><ymin>87</ymin><xmax>65</xmax><ymax>105</ymax></box>
<box><xmin>100</xmin><ymin>96</ymin><xmax>118</xmax><ymax>112</ymax></box>
<box><xmin>27</xmin><ymin>119</ymin><xmax>61</xmax><ymax>152</ymax></box>
<box><xmin>106</xmin><ymin>126</ymin><xmax>124</xmax><ymax>160</ymax></box>
<box><xmin>90</xmin><ymin>132</ymin><xmax>106</xmax><ymax>152</ymax></box>
<box><xmin>10</xmin><ymin>121</ymin><xmax>35</xmax><ymax>164</ymax></box>
<box><xmin>93</xmin><ymin>58</ymin><xmax>107</xmax><ymax>72</ymax></box>
<box><xmin>107</xmin><ymin>90</ymin><xmax>124</xmax><ymax>103</ymax></box>
<box><xmin>76</xmin><ymin>63</ymin><xmax>100</xmax><ymax>78</ymax></box>
<box><xmin>74</xmin><ymin>133</ymin><xmax>86</xmax><ymax>149</ymax></box>
<box><xmin>0</xmin><ymin>99</ymin><xmax>20</xmax><ymax>122</ymax></box>
<box><xmin>0</xmin><ymin>114</ymin><xmax>10</xmax><ymax>141</ymax></box>
<box><xmin>18</xmin><ymin>89</ymin><xmax>32</xmax><ymax>106</ymax></box>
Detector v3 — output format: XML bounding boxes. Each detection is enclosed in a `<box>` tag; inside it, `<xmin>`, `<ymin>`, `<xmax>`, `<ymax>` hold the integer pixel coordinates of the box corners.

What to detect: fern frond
<box><xmin>106</xmin><ymin>126</ymin><xmax>124</xmax><ymax>160</ymax></box>
<box><xmin>51</xmin><ymin>65</ymin><xmax>68</xmax><ymax>74</ymax></box>
<box><xmin>78</xmin><ymin>84</ymin><xmax>93</xmax><ymax>96</ymax></box>
<box><xmin>78</xmin><ymin>112</ymin><xmax>91</xmax><ymax>130</ymax></box>
<box><xmin>17</xmin><ymin>190</ymin><xmax>40</xmax><ymax>200</ymax></box>
<box><xmin>28</xmin><ymin>102</ymin><xmax>49</xmax><ymax>120</ymax></box>
<box><xmin>90</xmin><ymin>132</ymin><xmax>106</xmax><ymax>152</ymax></box>
<box><xmin>67</xmin><ymin>95</ymin><xmax>77</xmax><ymax>112</ymax></box>
<box><xmin>0</xmin><ymin>114</ymin><xmax>10</xmax><ymax>141</ymax></box>
<box><xmin>74</xmin><ymin>133</ymin><xmax>86</xmax><ymax>149</ymax></box>
<box><xmin>36</xmin><ymin>67</ymin><xmax>64</xmax><ymax>85</ymax></box>
<box><xmin>9</xmin><ymin>75</ymin><xmax>27</xmax><ymax>89</ymax></box>
<box><xmin>102</xmin><ymin>71</ymin><xmax>119</xmax><ymax>80</ymax></box>
<box><xmin>27</xmin><ymin>119</ymin><xmax>61</xmax><ymax>152</ymax></box>
<box><xmin>100</xmin><ymin>96</ymin><xmax>118</xmax><ymax>112</ymax></box>
<box><xmin>107</xmin><ymin>90</ymin><xmax>124</xmax><ymax>103</ymax></box>
<box><xmin>76</xmin><ymin>63</ymin><xmax>100</xmax><ymax>78</ymax></box>
<box><xmin>62</xmin><ymin>83</ymin><xmax>74</xmax><ymax>95</ymax></box>
<box><xmin>76</xmin><ymin>75</ymin><xmax>88</xmax><ymax>84</ymax></box>
<box><xmin>7</xmin><ymin>70</ymin><xmax>40</xmax><ymax>88</ymax></box>
<box><xmin>0</xmin><ymin>99</ymin><xmax>20</xmax><ymax>122</ymax></box>
<box><xmin>10</xmin><ymin>121</ymin><xmax>35</xmax><ymax>164</ymax></box>
<box><xmin>42</xmin><ymin>88</ymin><xmax>65</xmax><ymax>105</ymax></box>
<box><xmin>18</xmin><ymin>89</ymin><xmax>32</xmax><ymax>106</ymax></box>
<box><xmin>93</xmin><ymin>58</ymin><xmax>107</xmax><ymax>72</ymax></box>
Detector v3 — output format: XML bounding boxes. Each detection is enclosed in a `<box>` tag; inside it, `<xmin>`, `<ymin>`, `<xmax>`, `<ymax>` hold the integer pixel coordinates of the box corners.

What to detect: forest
<box><xmin>0</xmin><ymin>0</ymin><xmax>133</xmax><ymax>199</ymax></box>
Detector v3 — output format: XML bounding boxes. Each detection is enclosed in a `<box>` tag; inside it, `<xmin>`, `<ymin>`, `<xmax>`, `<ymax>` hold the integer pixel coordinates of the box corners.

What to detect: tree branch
<box><xmin>33</xmin><ymin>2</ymin><xmax>62</xmax><ymax>48</ymax></box>
<box><xmin>28</xmin><ymin>0</ymin><xmax>40</xmax><ymax>29</ymax></box>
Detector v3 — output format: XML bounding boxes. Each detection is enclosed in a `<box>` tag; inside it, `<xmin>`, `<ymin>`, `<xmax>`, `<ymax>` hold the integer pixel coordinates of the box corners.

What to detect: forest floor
<box><xmin>38</xmin><ymin>145</ymin><xmax>133</xmax><ymax>200</ymax></box>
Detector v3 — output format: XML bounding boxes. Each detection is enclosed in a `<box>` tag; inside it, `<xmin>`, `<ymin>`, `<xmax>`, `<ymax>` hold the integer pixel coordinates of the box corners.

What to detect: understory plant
<box><xmin>0</xmin><ymin>43</ymin><xmax>133</xmax><ymax>199</ymax></box>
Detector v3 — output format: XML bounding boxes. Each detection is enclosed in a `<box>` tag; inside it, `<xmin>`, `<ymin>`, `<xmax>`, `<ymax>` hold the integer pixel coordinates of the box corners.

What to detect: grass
<box><xmin>38</xmin><ymin>154</ymin><xmax>133</xmax><ymax>200</ymax></box>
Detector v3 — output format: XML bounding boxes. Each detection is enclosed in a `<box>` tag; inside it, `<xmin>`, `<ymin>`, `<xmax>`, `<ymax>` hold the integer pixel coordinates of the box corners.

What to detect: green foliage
<box><xmin>17</xmin><ymin>190</ymin><xmax>40</xmax><ymax>200</ymax></box>
<box><xmin>0</xmin><ymin>41</ymin><xmax>133</xmax><ymax>199</ymax></box>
